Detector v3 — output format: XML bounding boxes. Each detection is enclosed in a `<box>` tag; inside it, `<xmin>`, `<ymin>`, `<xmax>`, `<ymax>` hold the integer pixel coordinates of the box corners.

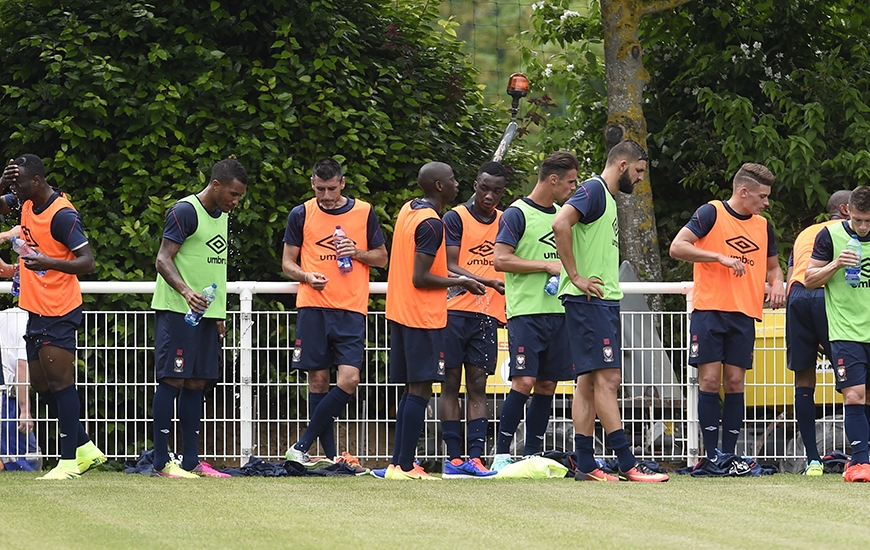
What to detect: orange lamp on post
<box><xmin>493</xmin><ymin>73</ymin><xmax>529</xmax><ymax>162</ymax></box>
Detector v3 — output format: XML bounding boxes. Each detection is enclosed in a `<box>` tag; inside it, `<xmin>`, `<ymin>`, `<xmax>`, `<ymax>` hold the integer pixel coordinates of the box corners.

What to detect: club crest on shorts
<box><xmin>438</xmin><ymin>351</ymin><xmax>445</xmax><ymax>375</ymax></box>
<box><xmin>174</xmin><ymin>348</ymin><xmax>184</xmax><ymax>373</ymax></box>
<box><xmin>690</xmin><ymin>336</ymin><xmax>699</xmax><ymax>358</ymax></box>
<box><xmin>293</xmin><ymin>339</ymin><xmax>302</xmax><ymax>362</ymax></box>
<box><xmin>602</xmin><ymin>337</ymin><xmax>614</xmax><ymax>363</ymax></box>
<box><xmin>837</xmin><ymin>359</ymin><xmax>847</xmax><ymax>382</ymax></box>
<box><xmin>515</xmin><ymin>354</ymin><xmax>526</xmax><ymax>370</ymax></box>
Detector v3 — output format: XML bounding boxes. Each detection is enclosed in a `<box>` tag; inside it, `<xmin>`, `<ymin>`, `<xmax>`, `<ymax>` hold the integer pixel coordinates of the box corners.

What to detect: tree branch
<box><xmin>641</xmin><ymin>0</ymin><xmax>693</xmax><ymax>16</ymax></box>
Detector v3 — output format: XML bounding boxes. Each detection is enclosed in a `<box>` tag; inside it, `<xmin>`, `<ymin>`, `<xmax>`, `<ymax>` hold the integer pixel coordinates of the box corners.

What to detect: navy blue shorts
<box><xmin>564</xmin><ymin>300</ymin><xmax>621</xmax><ymax>376</ymax></box>
<box><xmin>786</xmin><ymin>283</ymin><xmax>831</xmax><ymax>372</ymax></box>
<box><xmin>24</xmin><ymin>306</ymin><xmax>82</xmax><ymax>360</ymax></box>
<box><xmin>688</xmin><ymin>310</ymin><xmax>755</xmax><ymax>369</ymax></box>
<box><xmin>292</xmin><ymin>308</ymin><xmax>365</xmax><ymax>371</ymax></box>
<box><xmin>154</xmin><ymin>310</ymin><xmax>220</xmax><ymax>381</ymax></box>
<box><xmin>506</xmin><ymin>314</ymin><xmax>573</xmax><ymax>382</ymax></box>
<box><xmin>831</xmin><ymin>341</ymin><xmax>870</xmax><ymax>391</ymax></box>
<box><xmin>389</xmin><ymin>321</ymin><xmax>446</xmax><ymax>383</ymax></box>
<box><xmin>443</xmin><ymin>312</ymin><xmax>498</xmax><ymax>374</ymax></box>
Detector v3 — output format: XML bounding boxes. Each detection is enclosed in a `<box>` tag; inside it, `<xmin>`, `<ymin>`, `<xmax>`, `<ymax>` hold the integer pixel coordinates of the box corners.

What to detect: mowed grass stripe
<box><xmin>1</xmin><ymin>471</ymin><xmax>866</xmax><ymax>549</ymax></box>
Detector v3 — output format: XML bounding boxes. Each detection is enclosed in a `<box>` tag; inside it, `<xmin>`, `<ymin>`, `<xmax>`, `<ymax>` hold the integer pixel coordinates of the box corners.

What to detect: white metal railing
<box><xmin>0</xmin><ymin>280</ymin><xmax>845</xmax><ymax>470</ymax></box>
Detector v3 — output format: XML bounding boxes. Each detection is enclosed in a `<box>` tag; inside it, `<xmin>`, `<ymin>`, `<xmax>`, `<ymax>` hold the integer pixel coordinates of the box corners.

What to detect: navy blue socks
<box><xmin>523</xmin><ymin>393</ymin><xmax>553</xmax><ymax>456</ymax></box>
<box><xmin>391</xmin><ymin>392</ymin><xmax>408</xmax><ymax>464</ymax></box>
<box><xmin>397</xmin><ymin>394</ymin><xmax>429</xmax><ymax>471</ymax></box>
<box><xmin>574</xmin><ymin>434</ymin><xmax>597</xmax><ymax>473</ymax></box>
<box><xmin>151</xmin><ymin>381</ymin><xmax>179</xmax><ymax>470</ymax></box>
<box><xmin>467</xmin><ymin>417</ymin><xmax>488</xmax><ymax>460</ymax></box>
<box><xmin>721</xmin><ymin>392</ymin><xmax>745</xmax><ymax>455</ymax></box>
<box><xmin>606</xmin><ymin>429</ymin><xmax>636</xmax><ymax>473</ymax></box>
<box><xmin>794</xmin><ymin>386</ymin><xmax>820</xmax><ymax>463</ymax></box>
<box><xmin>845</xmin><ymin>404</ymin><xmax>869</xmax><ymax>464</ymax></box>
<box><xmin>497</xmin><ymin>390</ymin><xmax>529</xmax><ymax>454</ymax></box>
<box><xmin>698</xmin><ymin>390</ymin><xmax>720</xmax><ymax>459</ymax></box>
<box><xmin>441</xmin><ymin>420</ymin><xmax>462</xmax><ymax>460</ymax></box>
<box><xmin>299</xmin><ymin>388</ymin><xmax>351</xmax><ymax>458</ymax></box>
<box><xmin>53</xmin><ymin>385</ymin><xmax>81</xmax><ymax>460</ymax></box>
<box><xmin>179</xmin><ymin>387</ymin><xmax>204</xmax><ymax>470</ymax></box>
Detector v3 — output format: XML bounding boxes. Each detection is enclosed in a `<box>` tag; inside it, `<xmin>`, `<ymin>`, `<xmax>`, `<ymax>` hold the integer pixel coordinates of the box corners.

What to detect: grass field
<box><xmin>1</xmin><ymin>469</ymin><xmax>867</xmax><ymax>549</ymax></box>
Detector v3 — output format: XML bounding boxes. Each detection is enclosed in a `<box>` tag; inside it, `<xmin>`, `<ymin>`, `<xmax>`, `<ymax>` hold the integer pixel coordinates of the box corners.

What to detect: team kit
<box><xmin>4</xmin><ymin>144</ymin><xmax>867</xmax><ymax>482</ymax></box>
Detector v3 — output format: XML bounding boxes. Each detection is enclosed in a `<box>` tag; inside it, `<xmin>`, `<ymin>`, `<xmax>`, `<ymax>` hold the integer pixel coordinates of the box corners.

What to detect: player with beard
<box><xmin>552</xmin><ymin>140</ymin><xmax>668</xmax><ymax>482</ymax></box>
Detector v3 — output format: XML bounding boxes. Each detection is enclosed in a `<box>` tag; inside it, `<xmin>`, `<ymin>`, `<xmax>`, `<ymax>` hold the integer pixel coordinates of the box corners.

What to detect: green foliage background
<box><xmin>0</xmin><ymin>0</ymin><xmax>539</xmax><ymax>456</ymax></box>
<box><xmin>512</xmin><ymin>0</ymin><xmax>870</xmax><ymax>290</ymax></box>
<box><xmin>0</xmin><ymin>0</ymin><xmax>536</xmax><ymax>313</ymax></box>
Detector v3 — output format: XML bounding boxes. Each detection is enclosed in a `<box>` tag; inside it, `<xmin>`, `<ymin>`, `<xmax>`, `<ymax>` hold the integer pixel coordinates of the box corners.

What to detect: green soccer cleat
<box><xmin>804</xmin><ymin>460</ymin><xmax>824</xmax><ymax>476</ymax></box>
<box><xmin>153</xmin><ymin>461</ymin><xmax>199</xmax><ymax>479</ymax></box>
<box><xmin>37</xmin><ymin>459</ymin><xmax>81</xmax><ymax>480</ymax></box>
<box><xmin>76</xmin><ymin>441</ymin><xmax>107</xmax><ymax>474</ymax></box>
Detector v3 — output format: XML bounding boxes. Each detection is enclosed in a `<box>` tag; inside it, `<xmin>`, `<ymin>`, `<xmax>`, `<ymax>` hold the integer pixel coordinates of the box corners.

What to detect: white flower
<box><xmin>542</xmin><ymin>67</ymin><xmax>553</xmax><ymax>78</ymax></box>
<box><xmin>560</xmin><ymin>10</ymin><xmax>580</xmax><ymax>21</ymax></box>
<box><xmin>566</xmin><ymin>64</ymin><xmax>574</xmax><ymax>71</ymax></box>
<box><xmin>753</xmin><ymin>41</ymin><xmax>761</xmax><ymax>50</ymax></box>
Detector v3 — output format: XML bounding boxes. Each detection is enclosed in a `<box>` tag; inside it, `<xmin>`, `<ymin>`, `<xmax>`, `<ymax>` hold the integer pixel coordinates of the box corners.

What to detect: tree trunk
<box><xmin>600</xmin><ymin>0</ymin><xmax>692</xmax><ymax>291</ymax></box>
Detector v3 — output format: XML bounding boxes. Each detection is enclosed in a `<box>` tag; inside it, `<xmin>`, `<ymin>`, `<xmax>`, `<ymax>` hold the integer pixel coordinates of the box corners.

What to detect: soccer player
<box><xmin>490</xmin><ymin>152</ymin><xmax>577</xmax><ymax>472</ymax></box>
<box><xmin>384</xmin><ymin>161</ymin><xmax>485</xmax><ymax>480</ymax></box>
<box><xmin>785</xmin><ymin>190</ymin><xmax>850</xmax><ymax>476</ymax></box>
<box><xmin>282</xmin><ymin>158</ymin><xmax>387</xmax><ymax>472</ymax></box>
<box><xmin>805</xmin><ymin>185</ymin><xmax>870</xmax><ymax>482</ymax></box>
<box><xmin>150</xmin><ymin>158</ymin><xmax>247</xmax><ymax>478</ymax></box>
<box><xmin>440</xmin><ymin>161</ymin><xmax>508</xmax><ymax>479</ymax></box>
<box><xmin>669</xmin><ymin>163</ymin><xmax>786</xmax><ymax>463</ymax></box>
<box><xmin>552</xmin><ymin>140</ymin><xmax>668</xmax><ymax>482</ymax></box>
<box><xmin>0</xmin><ymin>154</ymin><xmax>105</xmax><ymax>480</ymax></box>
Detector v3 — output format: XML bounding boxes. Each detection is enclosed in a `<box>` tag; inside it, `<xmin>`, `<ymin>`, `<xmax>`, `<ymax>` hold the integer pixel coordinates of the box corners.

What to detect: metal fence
<box><xmin>0</xmin><ymin>280</ymin><xmax>848</xmax><ymax>471</ymax></box>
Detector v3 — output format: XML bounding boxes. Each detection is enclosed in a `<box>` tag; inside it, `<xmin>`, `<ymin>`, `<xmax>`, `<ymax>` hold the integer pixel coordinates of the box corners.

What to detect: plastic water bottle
<box><xmin>447</xmin><ymin>276</ymin><xmax>469</xmax><ymax>300</ymax></box>
<box><xmin>845</xmin><ymin>234</ymin><xmax>862</xmax><ymax>287</ymax></box>
<box><xmin>544</xmin><ymin>274</ymin><xmax>560</xmax><ymax>296</ymax></box>
<box><xmin>10</xmin><ymin>264</ymin><xmax>19</xmax><ymax>297</ymax></box>
<box><xmin>184</xmin><ymin>283</ymin><xmax>217</xmax><ymax>326</ymax></box>
<box><xmin>333</xmin><ymin>226</ymin><xmax>353</xmax><ymax>274</ymax></box>
<box><xmin>12</xmin><ymin>238</ymin><xmax>46</xmax><ymax>276</ymax></box>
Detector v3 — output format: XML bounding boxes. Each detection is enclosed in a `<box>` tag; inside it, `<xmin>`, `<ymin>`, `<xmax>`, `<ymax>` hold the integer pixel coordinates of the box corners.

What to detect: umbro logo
<box><xmin>725</xmin><ymin>236</ymin><xmax>759</xmax><ymax>255</ymax></box>
<box><xmin>861</xmin><ymin>258</ymin><xmax>870</xmax><ymax>278</ymax></box>
<box><xmin>468</xmin><ymin>240</ymin><xmax>495</xmax><ymax>257</ymax></box>
<box><xmin>21</xmin><ymin>226</ymin><xmax>39</xmax><ymax>248</ymax></box>
<box><xmin>206</xmin><ymin>234</ymin><xmax>227</xmax><ymax>255</ymax></box>
<box><xmin>538</xmin><ymin>231</ymin><xmax>557</xmax><ymax>250</ymax></box>
<box><xmin>315</xmin><ymin>234</ymin><xmax>356</xmax><ymax>251</ymax></box>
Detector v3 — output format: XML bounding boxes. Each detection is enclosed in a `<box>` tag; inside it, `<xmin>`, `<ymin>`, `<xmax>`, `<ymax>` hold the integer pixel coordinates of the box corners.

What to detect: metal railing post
<box><xmin>239</xmin><ymin>287</ymin><xmax>254</xmax><ymax>466</ymax></box>
<box><xmin>685</xmin><ymin>289</ymin><xmax>699</xmax><ymax>466</ymax></box>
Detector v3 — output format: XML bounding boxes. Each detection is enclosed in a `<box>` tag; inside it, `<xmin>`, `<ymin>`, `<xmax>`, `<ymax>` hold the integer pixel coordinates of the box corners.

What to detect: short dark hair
<box><xmin>13</xmin><ymin>154</ymin><xmax>45</xmax><ymax>179</ymax></box>
<box><xmin>606</xmin><ymin>139</ymin><xmax>648</xmax><ymax>165</ymax></box>
<box><xmin>211</xmin><ymin>158</ymin><xmax>248</xmax><ymax>185</ymax></box>
<box><xmin>477</xmin><ymin>161</ymin><xmax>509</xmax><ymax>181</ymax></box>
<box><xmin>312</xmin><ymin>158</ymin><xmax>342</xmax><ymax>181</ymax></box>
<box><xmin>733</xmin><ymin>163</ymin><xmax>774</xmax><ymax>191</ymax></box>
<box><xmin>850</xmin><ymin>186</ymin><xmax>870</xmax><ymax>213</ymax></box>
<box><xmin>538</xmin><ymin>151</ymin><xmax>579</xmax><ymax>182</ymax></box>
